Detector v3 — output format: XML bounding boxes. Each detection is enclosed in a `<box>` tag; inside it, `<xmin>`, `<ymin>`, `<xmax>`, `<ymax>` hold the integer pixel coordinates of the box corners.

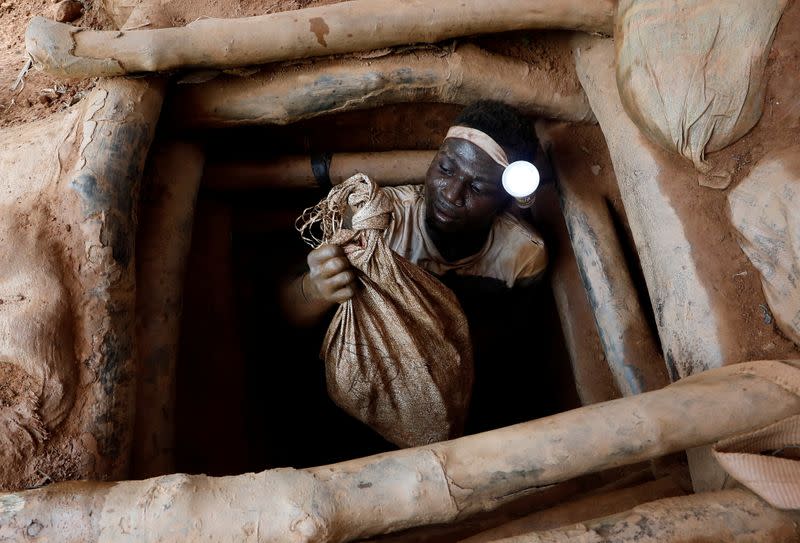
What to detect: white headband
<box><xmin>444</xmin><ymin>126</ymin><xmax>509</xmax><ymax>168</ymax></box>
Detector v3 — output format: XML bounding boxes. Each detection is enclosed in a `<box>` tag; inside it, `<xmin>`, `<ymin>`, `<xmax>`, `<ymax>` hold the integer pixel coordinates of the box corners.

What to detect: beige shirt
<box><xmin>382</xmin><ymin>185</ymin><xmax>547</xmax><ymax>288</ymax></box>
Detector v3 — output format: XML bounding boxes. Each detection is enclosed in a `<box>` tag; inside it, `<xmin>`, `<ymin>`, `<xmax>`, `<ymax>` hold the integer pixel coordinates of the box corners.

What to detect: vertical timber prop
<box><xmin>573</xmin><ymin>38</ymin><xmax>721</xmax><ymax>379</ymax></box>
<box><xmin>540</xmin><ymin>122</ymin><xmax>668</xmax><ymax>395</ymax></box>
<box><xmin>72</xmin><ymin>0</ymin><xmax>168</xmax><ymax>482</ymax></box>
<box><xmin>133</xmin><ymin>141</ymin><xmax>204</xmax><ymax>478</ymax></box>
<box><xmin>1</xmin><ymin>360</ymin><xmax>800</xmax><ymax>541</ymax></box>
<box><xmin>69</xmin><ymin>76</ymin><xmax>165</xmax><ymax>480</ymax></box>
<box><xmin>534</xmin><ymin>183</ymin><xmax>621</xmax><ymax>405</ymax></box>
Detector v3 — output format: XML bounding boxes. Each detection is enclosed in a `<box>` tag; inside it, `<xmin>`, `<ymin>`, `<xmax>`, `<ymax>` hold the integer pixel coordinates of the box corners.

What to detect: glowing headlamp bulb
<box><xmin>502</xmin><ymin>161</ymin><xmax>540</xmax><ymax>208</ymax></box>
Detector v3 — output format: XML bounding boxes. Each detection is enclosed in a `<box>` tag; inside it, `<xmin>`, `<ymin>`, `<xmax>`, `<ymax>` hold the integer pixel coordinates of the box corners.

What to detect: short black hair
<box><xmin>453</xmin><ymin>100</ymin><xmax>537</xmax><ymax>164</ymax></box>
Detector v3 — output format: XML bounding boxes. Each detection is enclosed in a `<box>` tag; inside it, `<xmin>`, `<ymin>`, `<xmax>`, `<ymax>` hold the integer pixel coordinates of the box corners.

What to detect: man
<box><xmin>285</xmin><ymin>100</ymin><xmax>547</xmax><ymax>324</ymax></box>
<box><xmin>282</xmin><ymin>100</ymin><xmax>553</xmax><ymax>441</ymax></box>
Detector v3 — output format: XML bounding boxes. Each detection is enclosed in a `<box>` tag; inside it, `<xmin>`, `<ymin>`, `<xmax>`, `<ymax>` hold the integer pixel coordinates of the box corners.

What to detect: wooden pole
<box><xmin>485</xmin><ymin>490</ymin><xmax>800</xmax><ymax>542</ymax></box>
<box><xmin>461</xmin><ymin>474</ymin><xmax>687</xmax><ymax>543</ymax></box>
<box><xmin>542</xmin><ymin>122</ymin><xmax>669</xmax><ymax>395</ymax></box>
<box><xmin>133</xmin><ymin>141</ymin><xmax>205</xmax><ymax>478</ymax></box>
<box><xmin>203</xmin><ymin>151</ymin><xmax>435</xmax><ymax>190</ymax></box>
<box><xmin>573</xmin><ymin>37</ymin><xmax>800</xmax><ymax>378</ymax></box>
<box><xmin>26</xmin><ymin>0</ymin><xmax>614</xmax><ymax>78</ymax></box>
<box><xmin>538</xmin><ymin>181</ymin><xmax>621</xmax><ymax>405</ymax></box>
<box><xmin>68</xmin><ymin>76</ymin><xmax>165</xmax><ymax>480</ymax></box>
<box><xmin>171</xmin><ymin>44</ymin><xmax>594</xmax><ymax>128</ymax></box>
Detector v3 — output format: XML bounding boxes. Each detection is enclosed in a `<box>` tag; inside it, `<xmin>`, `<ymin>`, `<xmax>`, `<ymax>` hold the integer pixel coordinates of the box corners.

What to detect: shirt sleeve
<box><xmin>486</xmin><ymin>214</ymin><xmax>548</xmax><ymax>287</ymax></box>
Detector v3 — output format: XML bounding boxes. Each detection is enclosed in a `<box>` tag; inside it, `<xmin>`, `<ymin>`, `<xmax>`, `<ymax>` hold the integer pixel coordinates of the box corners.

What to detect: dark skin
<box><xmin>424</xmin><ymin>138</ymin><xmax>509</xmax><ymax>261</ymax></box>
<box><xmin>281</xmin><ymin>137</ymin><xmax>511</xmax><ymax>326</ymax></box>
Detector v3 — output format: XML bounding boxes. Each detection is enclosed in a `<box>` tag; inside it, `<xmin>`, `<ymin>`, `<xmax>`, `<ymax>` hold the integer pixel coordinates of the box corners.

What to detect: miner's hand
<box><xmin>305</xmin><ymin>244</ymin><xmax>357</xmax><ymax>304</ymax></box>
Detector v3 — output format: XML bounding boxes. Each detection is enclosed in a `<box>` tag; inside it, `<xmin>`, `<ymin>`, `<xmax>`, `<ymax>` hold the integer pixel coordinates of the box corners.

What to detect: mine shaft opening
<box><xmin>169</xmin><ymin>103</ymin><xmax>580</xmax><ymax>476</ymax></box>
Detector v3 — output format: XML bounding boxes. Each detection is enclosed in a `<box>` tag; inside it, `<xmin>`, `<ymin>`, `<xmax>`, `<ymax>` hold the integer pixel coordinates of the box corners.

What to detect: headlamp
<box><xmin>502</xmin><ymin>161</ymin><xmax>540</xmax><ymax>208</ymax></box>
<box><xmin>444</xmin><ymin>126</ymin><xmax>541</xmax><ymax>208</ymax></box>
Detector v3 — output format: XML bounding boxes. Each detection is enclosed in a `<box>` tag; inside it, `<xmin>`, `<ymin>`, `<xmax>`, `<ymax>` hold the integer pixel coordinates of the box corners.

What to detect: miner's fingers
<box><xmin>318</xmin><ymin>255</ymin><xmax>352</xmax><ymax>278</ymax></box>
<box><xmin>308</xmin><ymin>243</ymin><xmax>344</xmax><ymax>266</ymax></box>
<box><xmin>330</xmin><ymin>285</ymin><xmax>356</xmax><ymax>303</ymax></box>
<box><xmin>325</xmin><ymin>270</ymin><xmax>355</xmax><ymax>291</ymax></box>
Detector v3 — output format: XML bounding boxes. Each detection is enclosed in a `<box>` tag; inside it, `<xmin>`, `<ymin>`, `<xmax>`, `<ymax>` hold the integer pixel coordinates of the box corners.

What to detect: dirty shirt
<box><xmin>381</xmin><ymin>185</ymin><xmax>547</xmax><ymax>286</ymax></box>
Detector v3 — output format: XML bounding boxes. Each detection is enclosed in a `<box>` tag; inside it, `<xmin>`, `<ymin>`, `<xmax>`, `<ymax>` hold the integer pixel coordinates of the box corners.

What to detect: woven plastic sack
<box><xmin>616</xmin><ymin>0</ymin><xmax>787</xmax><ymax>188</ymax></box>
<box><xmin>713</xmin><ymin>414</ymin><xmax>800</xmax><ymax>510</ymax></box>
<box><xmin>298</xmin><ymin>174</ymin><xmax>474</xmax><ymax>447</ymax></box>
<box><xmin>729</xmin><ymin>146</ymin><xmax>800</xmax><ymax>348</ymax></box>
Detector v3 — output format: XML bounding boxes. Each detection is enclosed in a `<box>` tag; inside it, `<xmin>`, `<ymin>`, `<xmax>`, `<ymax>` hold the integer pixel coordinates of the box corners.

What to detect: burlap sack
<box><xmin>616</xmin><ymin>0</ymin><xmax>787</xmax><ymax>188</ymax></box>
<box><xmin>729</xmin><ymin>146</ymin><xmax>800</xmax><ymax>348</ymax></box>
<box><xmin>298</xmin><ymin>174</ymin><xmax>474</xmax><ymax>447</ymax></box>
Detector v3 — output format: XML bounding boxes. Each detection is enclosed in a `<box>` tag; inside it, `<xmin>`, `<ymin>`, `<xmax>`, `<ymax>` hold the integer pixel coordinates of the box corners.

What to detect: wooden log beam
<box><xmin>573</xmin><ymin>37</ymin><xmax>720</xmax><ymax>379</ymax></box>
<box><xmin>461</xmin><ymin>473</ymin><xmax>687</xmax><ymax>543</ymax></box>
<box><xmin>171</xmin><ymin>44</ymin><xmax>594</xmax><ymax>128</ymax></box>
<box><xmin>357</xmin><ymin>466</ymin><xmax>659</xmax><ymax>543</ymax></box>
<box><xmin>68</xmin><ymin>76</ymin><xmax>165</xmax><ymax>480</ymax></box>
<box><xmin>74</xmin><ymin>0</ymin><xmax>169</xmax><ymax>482</ymax></box>
<box><xmin>25</xmin><ymin>0</ymin><xmax>614</xmax><ymax>78</ymax></box>
<box><xmin>1</xmin><ymin>361</ymin><xmax>800</xmax><ymax>542</ymax></box>
<box><xmin>485</xmin><ymin>490</ymin><xmax>800</xmax><ymax>542</ymax></box>
<box><xmin>541</xmin><ymin>122</ymin><xmax>668</xmax><ymax>395</ymax></box>
<box><xmin>536</xmin><ymin>182</ymin><xmax>621</xmax><ymax>406</ymax></box>
<box><xmin>132</xmin><ymin>141</ymin><xmax>205</xmax><ymax>478</ymax></box>
<box><xmin>202</xmin><ymin>151</ymin><xmax>435</xmax><ymax>190</ymax></box>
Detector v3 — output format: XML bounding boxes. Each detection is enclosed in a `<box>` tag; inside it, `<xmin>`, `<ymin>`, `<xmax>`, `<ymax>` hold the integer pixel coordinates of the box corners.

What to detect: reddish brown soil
<box><xmin>663</xmin><ymin>0</ymin><xmax>800</xmax><ymax>363</ymax></box>
<box><xmin>0</xmin><ymin>0</ymin><xmax>113</xmax><ymax>127</ymax></box>
<box><xmin>475</xmin><ymin>30</ymin><xmax>582</xmax><ymax>95</ymax></box>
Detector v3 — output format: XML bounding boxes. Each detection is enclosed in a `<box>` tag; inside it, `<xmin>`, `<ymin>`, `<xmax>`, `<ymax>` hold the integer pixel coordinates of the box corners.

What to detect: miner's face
<box><xmin>424</xmin><ymin>138</ymin><xmax>510</xmax><ymax>235</ymax></box>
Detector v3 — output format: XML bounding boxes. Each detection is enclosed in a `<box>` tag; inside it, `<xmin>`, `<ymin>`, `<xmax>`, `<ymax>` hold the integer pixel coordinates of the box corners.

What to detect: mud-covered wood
<box><xmin>543</xmin><ymin>123</ymin><xmax>668</xmax><ymax>395</ymax></box>
<box><xmin>488</xmin><ymin>489</ymin><xmax>800</xmax><ymax>542</ymax></box>
<box><xmin>26</xmin><ymin>0</ymin><xmax>614</xmax><ymax>78</ymax></box>
<box><xmin>461</xmin><ymin>474</ymin><xmax>687</xmax><ymax>543</ymax></box>
<box><xmin>574</xmin><ymin>38</ymin><xmax>719</xmax><ymax>378</ymax></box>
<box><xmin>358</xmin><ymin>468</ymin><xmax>659</xmax><ymax>543</ymax></box>
<box><xmin>536</xmin><ymin>182</ymin><xmax>621</xmax><ymax>405</ymax></box>
<box><xmin>133</xmin><ymin>141</ymin><xmax>204</xmax><ymax>478</ymax></box>
<box><xmin>69</xmin><ymin>77</ymin><xmax>165</xmax><ymax>480</ymax></box>
<box><xmin>171</xmin><ymin>44</ymin><xmax>594</xmax><ymax>127</ymax></box>
<box><xmin>203</xmin><ymin>151</ymin><xmax>435</xmax><ymax>190</ymax></box>
<box><xmin>2</xmin><ymin>361</ymin><xmax>800</xmax><ymax>542</ymax></box>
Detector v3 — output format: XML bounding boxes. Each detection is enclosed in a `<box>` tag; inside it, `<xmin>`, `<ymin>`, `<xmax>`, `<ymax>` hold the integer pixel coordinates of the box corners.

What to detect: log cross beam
<box><xmin>170</xmin><ymin>44</ymin><xmax>595</xmax><ymax>127</ymax></box>
<box><xmin>25</xmin><ymin>0</ymin><xmax>615</xmax><ymax>78</ymax></box>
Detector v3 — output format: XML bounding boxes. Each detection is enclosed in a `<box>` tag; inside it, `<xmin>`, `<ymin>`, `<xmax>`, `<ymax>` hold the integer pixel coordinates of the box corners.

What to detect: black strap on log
<box><xmin>311</xmin><ymin>152</ymin><xmax>333</xmax><ymax>190</ymax></box>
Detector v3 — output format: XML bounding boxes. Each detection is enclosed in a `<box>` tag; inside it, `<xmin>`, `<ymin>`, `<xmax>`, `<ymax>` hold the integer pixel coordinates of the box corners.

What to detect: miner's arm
<box><xmin>280</xmin><ymin>244</ymin><xmax>357</xmax><ymax>327</ymax></box>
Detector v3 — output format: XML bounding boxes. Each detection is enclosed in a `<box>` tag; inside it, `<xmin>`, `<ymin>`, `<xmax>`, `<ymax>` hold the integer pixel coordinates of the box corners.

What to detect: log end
<box><xmin>25</xmin><ymin>16</ymin><xmax>125</xmax><ymax>78</ymax></box>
